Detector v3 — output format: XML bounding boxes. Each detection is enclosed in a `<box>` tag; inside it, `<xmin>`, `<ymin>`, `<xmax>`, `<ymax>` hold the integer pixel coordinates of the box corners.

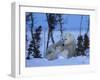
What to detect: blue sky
<box><xmin>26</xmin><ymin>12</ymin><xmax>90</xmax><ymax>31</ymax></box>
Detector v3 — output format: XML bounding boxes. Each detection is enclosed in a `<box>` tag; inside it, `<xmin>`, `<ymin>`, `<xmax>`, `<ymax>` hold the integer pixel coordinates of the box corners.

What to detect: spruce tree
<box><xmin>83</xmin><ymin>16</ymin><xmax>90</xmax><ymax>51</ymax></box>
<box><xmin>26</xmin><ymin>12</ymin><xmax>42</xmax><ymax>59</ymax></box>
<box><xmin>26</xmin><ymin>12</ymin><xmax>33</xmax><ymax>59</ymax></box>
<box><xmin>32</xmin><ymin>26</ymin><xmax>42</xmax><ymax>58</ymax></box>
<box><xmin>83</xmin><ymin>33</ymin><xmax>89</xmax><ymax>50</ymax></box>
<box><xmin>76</xmin><ymin>35</ymin><xmax>85</xmax><ymax>56</ymax></box>
<box><xmin>76</xmin><ymin>16</ymin><xmax>85</xmax><ymax>56</ymax></box>
<box><xmin>26</xmin><ymin>26</ymin><xmax>42</xmax><ymax>59</ymax></box>
<box><xmin>26</xmin><ymin>43</ymin><xmax>33</xmax><ymax>59</ymax></box>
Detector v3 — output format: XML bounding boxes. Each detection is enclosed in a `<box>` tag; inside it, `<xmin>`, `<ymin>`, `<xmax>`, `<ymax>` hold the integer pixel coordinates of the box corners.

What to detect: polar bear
<box><xmin>44</xmin><ymin>33</ymin><xmax>76</xmax><ymax>60</ymax></box>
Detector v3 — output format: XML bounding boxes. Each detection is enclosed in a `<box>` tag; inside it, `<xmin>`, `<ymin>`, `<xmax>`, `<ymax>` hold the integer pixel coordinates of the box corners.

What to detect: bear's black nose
<box><xmin>62</xmin><ymin>43</ymin><xmax>64</xmax><ymax>46</ymax></box>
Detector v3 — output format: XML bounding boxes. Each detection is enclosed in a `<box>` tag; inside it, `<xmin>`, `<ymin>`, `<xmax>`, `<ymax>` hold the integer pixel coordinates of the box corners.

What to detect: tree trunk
<box><xmin>46</xmin><ymin>14</ymin><xmax>50</xmax><ymax>49</ymax></box>
<box><xmin>50</xmin><ymin>30</ymin><xmax>55</xmax><ymax>44</ymax></box>
<box><xmin>58</xmin><ymin>15</ymin><xmax>63</xmax><ymax>40</ymax></box>
<box><xmin>80</xmin><ymin>16</ymin><xmax>83</xmax><ymax>36</ymax></box>
<box><xmin>46</xmin><ymin>13</ymin><xmax>55</xmax><ymax>49</ymax></box>
<box><xmin>46</xmin><ymin>29</ymin><xmax>50</xmax><ymax>49</ymax></box>
<box><xmin>87</xmin><ymin>17</ymin><xmax>90</xmax><ymax>34</ymax></box>
<box><xmin>30</xmin><ymin>13</ymin><xmax>34</xmax><ymax>39</ymax></box>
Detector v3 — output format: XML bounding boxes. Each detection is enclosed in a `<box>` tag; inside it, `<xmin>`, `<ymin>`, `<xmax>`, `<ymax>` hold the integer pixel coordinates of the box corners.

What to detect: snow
<box><xmin>26</xmin><ymin>56</ymin><xmax>89</xmax><ymax>67</ymax></box>
<box><xmin>26</xmin><ymin>30</ymin><xmax>90</xmax><ymax>67</ymax></box>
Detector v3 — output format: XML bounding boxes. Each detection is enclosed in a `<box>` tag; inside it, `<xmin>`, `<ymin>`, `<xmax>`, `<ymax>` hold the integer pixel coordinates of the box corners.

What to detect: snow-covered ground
<box><xmin>26</xmin><ymin>30</ymin><xmax>90</xmax><ymax>67</ymax></box>
<box><xmin>26</xmin><ymin>56</ymin><xmax>89</xmax><ymax>67</ymax></box>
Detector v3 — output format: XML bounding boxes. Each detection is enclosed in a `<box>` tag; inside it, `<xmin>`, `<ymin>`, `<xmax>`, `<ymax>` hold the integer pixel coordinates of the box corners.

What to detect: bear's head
<box><xmin>63</xmin><ymin>33</ymin><xmax>75</xmax><ymax>45</ymax></box>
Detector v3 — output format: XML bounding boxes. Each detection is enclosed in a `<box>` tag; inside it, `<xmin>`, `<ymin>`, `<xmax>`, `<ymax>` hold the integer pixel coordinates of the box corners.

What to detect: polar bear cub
<box><xmin>45</xmin><ymin>33</ymin><xmax>76</xmax><ymax>60</ymax></box>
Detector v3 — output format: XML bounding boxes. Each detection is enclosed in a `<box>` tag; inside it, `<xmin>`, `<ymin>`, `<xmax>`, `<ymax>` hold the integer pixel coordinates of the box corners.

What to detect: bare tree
<box><xmin>46</xmin><ymin>13</ymin><xmax>57</xmax><ymax>49</ymax></box>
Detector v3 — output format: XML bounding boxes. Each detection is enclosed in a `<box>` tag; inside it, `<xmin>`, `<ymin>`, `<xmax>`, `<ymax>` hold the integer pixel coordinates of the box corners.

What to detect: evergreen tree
<box><xmin>26</xmin><ymin>13</ymin><xmax>35</xmax><ymax>59</ymax></box>
<box><xmin>76</xmin><ymin>35</ymin><xmax>85</xmax><ymax>56</ymax></box>
<box><xmin>26</xmin><ymin>13</ymin><xmax>42</xmax><ymax>59</ymax></box>
<box><xmin>26</xmin><ymin>12</ymin><xmax>33</xmax><ymax>59</ymax></box>
<box><xmin>32</xmin><ymin>26</ymin><xmax>42</xmax><ymax>58</ymax></box>
<box><xmin>83</xmin><ymin>16</ymin><xmax>90</xmax><ymax>51</ymax></box>
<box><xmin>26</xmin><ymin>26</ymin><xmax>42</xmax><ymax>59</ymax></box>
<box><xmin>26</xmin><ymin>43</ymin><xmax>33</xmax><ymax>59</ymax></box>
<box><xmin>83</xmin><ymin>33</ymin><xmax>89</xmax><ymax>50</ymax></box>
<box><xmin>76</xmin><ymin>16</ymin><xmax>85</xmax><ymax>56</ymax></box>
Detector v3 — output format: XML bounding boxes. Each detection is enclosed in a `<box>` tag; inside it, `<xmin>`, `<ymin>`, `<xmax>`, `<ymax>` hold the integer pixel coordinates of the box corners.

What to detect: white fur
<box><xmin>45</xmin><ymin>33</ymin><xmax>76</xmax><ymax>60</ymax></box>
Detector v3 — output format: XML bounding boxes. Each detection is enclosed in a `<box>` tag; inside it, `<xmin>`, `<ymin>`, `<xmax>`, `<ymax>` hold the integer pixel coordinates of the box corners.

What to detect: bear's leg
<box><xmin>61</xmin><ymin>49</ymin><xmax>69</xmax><ymax>58</ymax></box>
<box><xmin>46</xmin><ymin>53</ymin><xmax>58</xmax><ymax>60</ymax></box>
